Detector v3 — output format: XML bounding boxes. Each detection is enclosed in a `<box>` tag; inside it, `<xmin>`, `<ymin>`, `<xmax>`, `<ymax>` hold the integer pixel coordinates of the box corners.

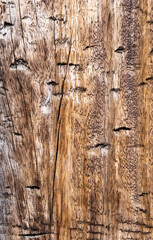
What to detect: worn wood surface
<box><xmin>0</xmin><ymin>0</ymin><xmax>153</xmax><ymax>239</ymax></box>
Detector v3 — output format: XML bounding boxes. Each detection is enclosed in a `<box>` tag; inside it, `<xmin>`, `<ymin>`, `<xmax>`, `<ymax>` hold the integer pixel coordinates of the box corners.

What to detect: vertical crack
<box><xmin>50</xmin><ymin>118</ymin><xmax>61</xmax><ymax>224</ymax></box>
<box><xmin>56</xmin><ymin>41</ymin><xmax>72</xmax><ymax>124</ymax></box>
<box><xmin>50</xmin><ymin>37</ymin><xmax>72</xmax><ymax>228</ymax></box>
<box><xmin>17</xmin><ymin>0</ymin><xmax>26</xmax><ymax>57</ymax></box>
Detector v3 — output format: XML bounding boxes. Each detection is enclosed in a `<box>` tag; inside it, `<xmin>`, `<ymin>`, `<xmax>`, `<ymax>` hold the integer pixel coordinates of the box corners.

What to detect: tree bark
<box><xmin>0</xmin><ymin>0</ymin><xmax>153</xmax><ymax>239</ymax></box>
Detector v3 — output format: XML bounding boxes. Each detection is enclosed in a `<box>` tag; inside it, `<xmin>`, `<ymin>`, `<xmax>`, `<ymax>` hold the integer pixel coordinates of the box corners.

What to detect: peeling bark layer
<box><xmin>0</xmin><ymin>0</ymin><xmax>153</xmax><ymax>239</ymax></box>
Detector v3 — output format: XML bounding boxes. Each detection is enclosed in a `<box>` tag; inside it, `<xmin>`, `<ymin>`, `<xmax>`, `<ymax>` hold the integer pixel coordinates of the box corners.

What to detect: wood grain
<box><xmin>0</xmin><ymin>0</ymin><xmax>153</xmax><ymax>239</ymax></box>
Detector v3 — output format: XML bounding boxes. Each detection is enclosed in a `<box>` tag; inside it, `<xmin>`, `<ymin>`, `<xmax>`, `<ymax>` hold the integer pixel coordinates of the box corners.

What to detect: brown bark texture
<box><xmin>0</xmin><ymin>0</ymin><xmax>153</xmax><ymax>239</ymax></box>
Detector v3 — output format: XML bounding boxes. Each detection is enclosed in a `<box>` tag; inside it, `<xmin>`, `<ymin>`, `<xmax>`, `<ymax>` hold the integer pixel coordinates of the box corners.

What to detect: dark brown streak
<box><xmin>107</xmin><ymin>13</ymin><xmax>111</xmax><ymax>30</ymax></box>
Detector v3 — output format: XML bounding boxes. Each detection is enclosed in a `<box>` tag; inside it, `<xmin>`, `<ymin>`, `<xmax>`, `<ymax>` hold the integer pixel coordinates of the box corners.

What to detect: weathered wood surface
<box><xmin>0</xmin><ymin>0</ymin><xmax>153</xmax><ymax>239</ymax></box>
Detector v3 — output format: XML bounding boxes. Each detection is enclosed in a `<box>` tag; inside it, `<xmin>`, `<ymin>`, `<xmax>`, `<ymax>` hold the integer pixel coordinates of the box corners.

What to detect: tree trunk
<box><xmin>0</xmin><ymin>0</ymin><xmax>153</xmax><ymax>239</ymax></box>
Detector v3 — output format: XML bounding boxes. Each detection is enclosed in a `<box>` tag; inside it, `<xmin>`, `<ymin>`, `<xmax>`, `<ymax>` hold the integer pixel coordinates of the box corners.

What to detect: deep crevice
<box><xmin>19</xmin><ymin>232</ymin><xmax>52</xmax><ymax>237</ymax></box>
<box><xmin>10</xmin><ymin>58</ymin><xmax>29</xmax><ymax>69</ymax></box>
<box><xmin>150</xmin><ymin>49</ymin><xmax>153</xmax><ymax>55</ymax></box>
<box><xmin>113</xmin><ymin>127</ymin><xmax>131</xmax><ymax>132</ymax></box>
<box><xmin>146</xmin><ymin>77</ymin><xmax>153</xmax><ymax>81</ymax></box>
<box><xmin>13</xmin><ymin>132</ymin><xmax>22</xmax><ymax>136</ymax></box>
<box><xmin>114</xmin><ymin>46</ymin><xmax>125</xmax><ymax>53</ymax></box>
<box><xmin>139</xmin><ymin>208</ymin><xmax>147</xmax><ymax>213</ymax></box>
<box><xmin>1</xmin><ymin>86</ymin><xmax>8</xmax><ymax>91</ymax></box>
<box><xmin>139</xmin><ymin>192</ymin><xmax>149</xmax><ymax>197</ymax></box>
<box><xmin>69</xmin><ymin>63</ymin><xmax>80</xmax><ymax>67</ymax></box>
<box><xmin>57</xmin><ymin>62</ymin><xmax>67</xmax><ymax>66</ymax></box>
<box><xmin>4</xmin><ymin>21</ymin><xmax>14</xmax><ymax>27</ymax></box>
<box><xmin>57</xmin><ymin>62</ymin><xmax>80</xmax><ymax>68</ymax></box>
<box><xmin>47</xmin><ymin>81</ymin><xmax>59</xmax><ymax>86</ymax></box>
<box><xmin>25</xmin><ymin>186</ymin><xmax>40</xmax><ymax>190</ymax></box>
<box><xmin>110</xmin><ymin>88</ymin><xmax>121</xmax><ymax>93</ymax></box>
<box><xmin>83</xmin><ymin>45</ymin><xmax>97</xmax><ymax>50</ymax></box>
<box><xmin>22</xmin><ymin>16</ymin><xmax>30</xmax><ymax>20</ymax></box>
<box><xmin>87</xmin><ymin>231</ymin><xmax>104</xmax><ymax>235</ymax></box>
<box><xmin>147</xmin><ymin>20</ymin><xmax>153</xmax><ymax>24</ymax></box>
<box><xmin>88</xmin><ymin>143</ymin><xmax>111</xmax><ymax>149</ymax></box>
<box><xmin>139</xmin><ymin>81</ymin><xmax>147</xmax><ymax>86</ymax></box>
